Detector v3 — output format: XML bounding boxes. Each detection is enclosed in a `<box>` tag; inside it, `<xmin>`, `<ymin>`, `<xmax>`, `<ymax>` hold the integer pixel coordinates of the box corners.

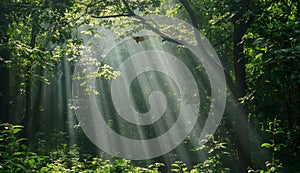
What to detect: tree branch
<box><xmin>91</xmin><ymin>13</ymin><xmax>132</xmax><ymax>19</ymax></box>
<box><xmin>132</xmin><ymin>15</ymin><xmax>182</xmax><ymax>45</ymax></box>
<box><xmin>121</xmin><ymin>0</ymin><xmax>135</xmax><ymax>16</ymax></box>
<box><xmin>179</xmin><ymin>0</ymin><xmax>239</xmax><ymax>97</ymax></box>
<box><xmin>178</xmin><ymin>0</ymin><xmax>203</xmax><ymax>48</ymax></box>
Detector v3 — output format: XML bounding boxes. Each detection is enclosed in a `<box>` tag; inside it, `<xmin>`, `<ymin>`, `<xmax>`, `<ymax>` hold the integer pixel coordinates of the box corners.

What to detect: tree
<box><xmin>245</xmin><ymin>0</ymin><xmax>300</xmax><ymax>148</ymax></box>
<box><xmin>1</xmin><ymin>0</ymin><xmax>79</xmax><ymax>139</ymax></box>
<box><xmin>0</xmin><ymin>0</ymin><xmax>13</xmax><ymax>123</ymax></box>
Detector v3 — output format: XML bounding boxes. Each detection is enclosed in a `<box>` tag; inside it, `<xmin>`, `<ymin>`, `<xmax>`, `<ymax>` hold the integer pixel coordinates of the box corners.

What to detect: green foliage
<box><xmin>192</xmin><ymin>136</ymin><xmax>231</xmax><ymax>173</ymax></box>
<box><xmin>171</xmin><ymin>161</ymin><xmax>189</xmax><ymax>173</ymax></box>
<box><xmin>0</xmin><ymin>123</ymin><xmax>236</xmax><ymax>172</ymax></box>
<box><xmin>1</xmin><ymin>0</ymin><xmax>300</xmax><ymax>172</ymax></box>
<box><xmin>73</xmin><ymin>59</ymin><xmax>121</xmax><ymax>95</ymax></box>
<box><xmin>249</xmin><ymin>119</ymin><xmax>284</xmax><ymax>173</ymax></box>
<box><xmin>0</xmin><ymin>123</ymin><xmax>48</xmax><ymax>172</ymax></box>
<box><xmin>0</xmin><ymin>123</ymin><xmax>163</xmax><ymax>172</ymax></box>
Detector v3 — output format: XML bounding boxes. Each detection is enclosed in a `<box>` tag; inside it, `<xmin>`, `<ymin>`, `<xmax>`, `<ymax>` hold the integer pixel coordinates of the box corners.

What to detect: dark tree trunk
<box><xmin>231</xmin><ymin>5</ymin><xmax>254</xmax><ymax>171</ymax></box>
<box><xmin>296</xmin><ymin>83</ymin><xmax>300</xmax><ymax>151</ymax></box>
<box><xmin>21</xmin><ymin>14</ymin><xmax>38</xmax><ymax>140</ymax></box>
<box><xmin>0</xmin><ymin>64</ymin><xmax>9</xmax><ymax>123</ymax></box>
<box><xmin>179</xmin><ymin>0</ymin><xmax>252</xmax><ymax>171</ymax></box>
<box><xmin>0</xmin><ymin>2</ymin><xmax>11</xmax><ymax>123</ymax></box>
<box><xmin>62</xmin><ymin>56</ymin><xmax>68</xmax><ymax>131</ymax></box>
<box><xmin>30</xmin><ymin>68</ymin><xmax>44</xmax><ymax>139</ymax></box>
<box><xmin>233</xmin><ymin>24</ymin><xmax>247</xmax><ymax>97</ymax></box>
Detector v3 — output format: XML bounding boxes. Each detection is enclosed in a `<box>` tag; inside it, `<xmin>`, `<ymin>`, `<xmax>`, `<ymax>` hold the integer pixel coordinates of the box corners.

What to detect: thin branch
<box><xmin>131</xmin><ymin>15</ymin><xmax>182</xmax><ymax>45</ymax></box>
<box><xmin>121</xmin><ymin>0</ymin><xmax>135</xmax><ymax>16</ymax></box>
<box><xmin>90</xmin><ymin>0</ymin><xmax>181</xmax><ymax>45</ymax></box>
<box><xmin>179</xmin><ymin>0</ymin><xmax>202</xmax><ymax>48</ymax></box>
<box><xmin>122</xmin><ymin>0</ymin><xmax>181</xmax><ymax>45</ymax></box>
<box><xmin>179</xmin><ymin>0</ymin><xmax>238</xmax><ymax>95</ymax></box>
<box><xmin>91</xmin><ymin>13</ymin><xmax>132</xmax><ymax>19</ymax></box>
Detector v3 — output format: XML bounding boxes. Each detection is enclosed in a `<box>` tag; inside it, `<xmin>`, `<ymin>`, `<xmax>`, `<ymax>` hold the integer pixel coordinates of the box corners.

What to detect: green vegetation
<box><xmin>0</xmin><ymin>0</ymin><xmax>299</xmax><ymax>172</ymax></box>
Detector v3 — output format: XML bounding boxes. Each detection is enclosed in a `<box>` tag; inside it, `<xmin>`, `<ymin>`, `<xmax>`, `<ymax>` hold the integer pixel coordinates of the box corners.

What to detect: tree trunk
<box><xmin>233</xmin><ymin>23</ymin><xmax>247</xmax><ymax>97</ymax></box>
<box><xmin>21</xmin><ymin>14</ymin><xmax>38</xmax><ymax>140</ymax></box>
<box><xmin>0</xmin><ymin>39</ymin><xmax>10</xmax><ymax>123</ymax></box>
<box><xmin>0</xmin><ymin>3</ymin><xmax>11</xmax><ymax>123</ymax></box>
<box><xmin>232</xmin><ymin>12</ymin><xmax>251</xmax><ymax>173</ymax></box>
<box><xmin>0</xmin><ymin>63</ymin><xmax>9</xmax><ymax>123</ymax></box>
<box><xmin>296</xmin><ymin>83</ymin><xmax>300</xmax><ymax>151</ymax></box>
<box><xmin>30</xmin><ymin>68</ymin><xmax>44</xmax><ymax>139</ymax></box>
<box><xmin>179</xmin><ymin>0</ymin><xmax>252</xmax><ymax>171</ymax></box>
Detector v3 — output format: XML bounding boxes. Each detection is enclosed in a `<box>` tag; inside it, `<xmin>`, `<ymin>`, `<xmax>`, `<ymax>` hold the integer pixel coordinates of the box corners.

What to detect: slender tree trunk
<box><xmin>21</xmin><ymin>14</ymin><xmax>38</xmax><ymax>140</ymax></box>
<box><xmin>0</xmin><ymin>63</ymin><xmax>9</xmax><ymax>123</ymax></box>
<box><xmin>233</xmin><ymin>24</ymin><xmax>247</xmax><ymax>97</ymax></box>
<box><xmin>179</xmin><ymin>0</ymin><xmax>252</xmax><ymax>171</ymax></box>
<box><xmin>0</xmin><ymin>8</ymin><xmax>10</xmax><ymax>123</ymax></box>
<box><xmin>31</xmin><ymin>68</ymin><xmax>44</xmax><ymax>138</ymax></box>
<box><xmin>298</xmin><ymin>84</ymin><xmax>300</xmax><ymax>148</ymax></box>
<box><xmin>0</xmin><ymin>41</ymin><xmax>10</xmax><ymax>123</ymax></box>
<box><xmin>62</xmin><ymin>56</ymin><xmax>68</xmax><ymax>131</ymax></box>
<box><xmin>180</xmin><ymin>0</ymin><xmax>252</xmax><ymax>171</ymax></box>
<box><xmin>232</xmin><ymin>12</ymin><xmax>251</xmax><ymax>173</ymax></box>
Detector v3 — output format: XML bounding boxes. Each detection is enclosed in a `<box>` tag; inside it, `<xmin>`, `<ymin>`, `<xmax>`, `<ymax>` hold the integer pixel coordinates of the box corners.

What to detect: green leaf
<box><xmin>190</xmin><ymin>169</ymin><xmax>199</xmax><ymax>173</ymax></box>
<box><xmin>15</xmin><ymin>163</ymin><xmax>26</xmax><ymax>171</ymax></box>
<box><xmin>171</xmin><ymin>169</ymin><xmax>180</xmax><ymax>172</ymax></box>
<box><xmin>275</xmin><ymin>127</ymin><xmax>284</xmax><ymax>134</ymax></box>
<box><xmin>13</xmin><ymin>152</ymin><xmax>24</xmax><ymax>156</ymax></box>
<box><xmin>261</xmin><ymin>143</ymin><xmax>272</xmax><ymax>148</ymax></box>
<box><xmin>12</xmin><ymin>125</ymin><xmax>24</xmax><ymax>129</ymax></box>
<box><xmin>13</xmin><ymin>128</ymin><xmax>22</xmax><ymax>134</ymax></box>
<box><xmin>17</xmin><ymin>138</ymin><xmax>27</xmax><ymax>142</ymax></box>
<box><xmin>255</xmin><ymin>53</ymin><xmax>263</xmax><ymax>59</ymax></box>
<box><xmin>171</xmin><ymin>163</ymin><xmax>179</xmax><ymax>167</ymax></box>
<box><xmin>21</xmin><ymin>144</ymin><xmax>27</xmax><ymax>150</ymax></box>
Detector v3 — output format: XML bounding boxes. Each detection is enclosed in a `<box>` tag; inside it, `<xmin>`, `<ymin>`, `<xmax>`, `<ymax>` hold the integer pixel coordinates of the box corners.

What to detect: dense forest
<box><xmin>0</xmin><ymin>0</ymin><xmax>299</xmax><ymax>172</ymax></box>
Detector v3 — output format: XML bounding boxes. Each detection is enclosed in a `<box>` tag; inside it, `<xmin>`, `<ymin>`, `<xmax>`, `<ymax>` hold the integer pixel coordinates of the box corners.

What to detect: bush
<box><xmin>0</xmin><ymin>123</ymin><xmax>48</xmax><ymax>172</ymax></box>
<box><xmin>0</xmin><ymin>123</ymin><xmax>162</xmax><ymax>172</ymax></box>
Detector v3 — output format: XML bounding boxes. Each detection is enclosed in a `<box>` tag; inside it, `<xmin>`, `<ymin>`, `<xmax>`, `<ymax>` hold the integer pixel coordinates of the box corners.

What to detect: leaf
<box><xmin>171</xmin><ymin>169</ymin><xmax>180</xmax><ymax>172</ymax></box>
<box><xmin>171</xmin><ymin>163</ymin><xmax>179</xmax><ymax>167</ymax></box>
<box><xmin>255</xmin><ymin>53</ymin><xmax>263</xmax><ymax>59</ymax></box>
<box><xmin>12</xmin><ymin>125</ymin><xmax>24</xmax><ymax>129</ymax></box>
<box><xmin>261</xmin><ymin>143</ymin><xmax>272</xmax><ymax>148</ymax></box>
<box><xmin>21</xmin><ymin>144</ymin><xmax>27</xmax><ymax>150</ymax></box>
<box><xmin>190</xmin><ymin>169</ymin><xmax>199</xmax><ymax>173</ymax></box>
<box><xmin>28</xmin><ymin>159</ymin><xmax>36</xmax><ymax>167</ymax></box>
<box><xmin>17</xmin><ymin>138</ymin><xmax>27</xmax><ymax>142</ymax></box>
<box><xmin>15</xmin><ymin>163</ymin><xmax>26</xmax><ymax>171</ymax></box>
<box><xmin>275</xmin><ymin>127</ymin><xmax>284</xmax><ymax>134</ymax></box>
<box><xmin>13</xmin><ymin>152</ymin><xmax>24</xmax><ymax>156</ymax></box>
<box><xmin>13</xmin><ymin>128</ymin><xmax>22</xmax><ymax>134</ymax></box>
